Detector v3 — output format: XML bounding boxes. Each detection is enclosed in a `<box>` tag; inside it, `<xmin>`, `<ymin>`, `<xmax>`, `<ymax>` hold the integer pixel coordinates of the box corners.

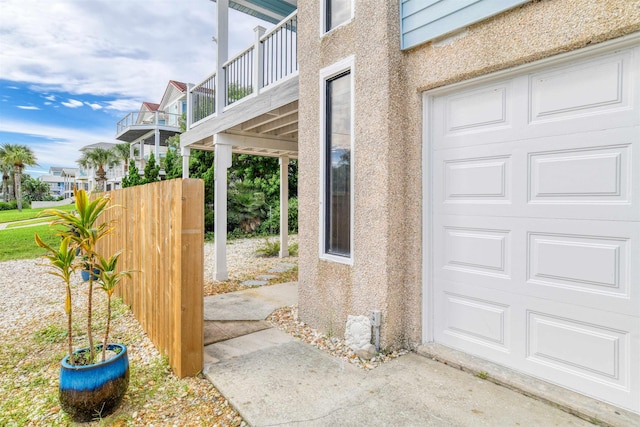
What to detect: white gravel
<box><xmin>0</xmin><ymin>258</ymin><xmax>70</xmax><ymax>336</ymax></box>
<box><xmin>0</xmin><ymin>237</ymin><xmax>297</xmax><ymax>338</ymax></box>
<box><xmin>204</xmin><ymin>236</ymin><xmax>298</xmax><ymax>283</ymax></box>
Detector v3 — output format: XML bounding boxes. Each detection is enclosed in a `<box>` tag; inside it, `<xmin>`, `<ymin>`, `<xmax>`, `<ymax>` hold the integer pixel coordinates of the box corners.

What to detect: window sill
<box><xmin>319</xmin><ymin>252</ymin><xmax>353</xmax><ymax>266</ymax></box>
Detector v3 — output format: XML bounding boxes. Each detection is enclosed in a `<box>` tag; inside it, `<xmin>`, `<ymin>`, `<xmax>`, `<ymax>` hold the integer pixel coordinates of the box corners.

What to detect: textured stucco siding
<box><xmin>298</xmin><ymin>0</ymin><xmax>640</xmax><ymax>350</ymax></box>
<box><xmin>298</xmin><ymin>0</ymin><xmax>408</xmax><ymax>347</ymax></box>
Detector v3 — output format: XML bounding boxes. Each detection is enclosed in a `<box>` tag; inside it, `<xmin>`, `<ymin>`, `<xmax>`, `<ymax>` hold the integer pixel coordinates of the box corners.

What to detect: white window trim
<box><xmin>320</xmin><ymin>0</ymin><xmax>355</xmax><ymax>37</ymax></box>
<box><xmin>319</xmin><ymin>55</ymin><xmax>355</xmax><ymax>265</ymax></box>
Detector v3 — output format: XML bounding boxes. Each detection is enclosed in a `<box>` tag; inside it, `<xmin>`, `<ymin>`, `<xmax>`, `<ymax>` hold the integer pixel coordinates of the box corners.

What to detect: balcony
<box><xmin>182</xmin><ymin>10</ymin><xmax>298</xmax><ymax>158</ymax></box>
<box><xmin>115</xmin><ymin>110</ymin><xmax>182</xmax><ymax>144</ymax></box>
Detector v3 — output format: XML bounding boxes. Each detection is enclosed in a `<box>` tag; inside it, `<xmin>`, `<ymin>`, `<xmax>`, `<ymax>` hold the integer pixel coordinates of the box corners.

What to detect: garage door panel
<box><xmin>521</xmin><ymin>218</ymin><xmax>638</xmax><ymax>316</ymax></box>
<box><xmin>435</xmin><ymin>215</ymin><xmax>638</xmax><ymax>315</ymax></box>
<box><xmin>526</xmin><ymin>311</ymin><xmax>628</xmax><ymax>387</ymax></box>
<box><xmin>522</xmin><ymin>299</ymin><xmax>639</xmax><ymax>410</ymax></box>
<box><xmin>442</xmin><ymin>291</ymin><xmax>510</xmax><ymax>352</ymax></box>
<box><xmin>434</xmin><ymin>145</ymin><xmax>521</xmax><ymax>216</ymax></box>
<box><xmin>434</xmin><ymin>280</ymin><xmax>516</xmax><ymax>359</ymax></box>
<box><xmin>432</xmin><ymin>46</ymin><xmax>639</xmax><ymax>150</ymax></box>
<box><xmin>434</xmin><ymin>215</ymin><xmax>519</xmax><ymax>290</ymax></box>
<box><xmin>529</xmin><ymin>145</ymin><xmax>628</xmax><ymax>203</ymax></box>
<box><xmin>435</xmin><ymin>127</ymin><xmax>639</xmax><ymax>220</ymax></box>
<box><xmin>441</xmin><ymin>155</ymin><xmax>511</xmax><ymax>203</ymax></box>
<box><xmin>528</xmin><ymin>49</ymin><xmax>634</xmax><ymax>125</ymax></box>
<box><xmin>435</xmin><ymin>281</ymin><xmax>639</xmax><ymax>409</ymax></box>
<box><xmin>527</xmin><ymin>231</ymin><xmax>635</xmax><ymax>310</ymax></box>
<box><xmin>431</xmin><ymin>77</ymin><xmax>525</xmax><ymax>150</ymax></box>
<box><xmin>526</xmin><ymin>128</ymin><xmax>638</xmax><ymax>220</ymax></box>
<box><xmin>441</xmin><ymin>225</ymin><xmax>511</xmax><ymax>278</ymax></box>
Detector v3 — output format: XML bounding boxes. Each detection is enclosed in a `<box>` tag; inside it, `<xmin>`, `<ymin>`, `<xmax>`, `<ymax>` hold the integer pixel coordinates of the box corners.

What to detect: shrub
<box><xmin>255</xmin><ymin>238</ymin><xmax>280</xmax><ymax>257</ymax></box>
<box><xmin>258</xmin><ymin>197</ymin><xmax>298</xmax><ymax>235</ymax></box>
<box><xmin>204</xmin><ymin>209</ymin><xmax>215</xmax><ymax>233</ymax></box>
<box><xmin>227</xmin><ymin>184</ymin><xmax>266</xmax><ymax>233</ymax></box>
<box><xmin>0</xmin><ymin>200</ymin><xmax>30</xmax><ymax>211</ymax></box>
<box><xmin>255</xmin><ymin>238</ymin><xmax>298</xmax><ymax>257</ymax></box>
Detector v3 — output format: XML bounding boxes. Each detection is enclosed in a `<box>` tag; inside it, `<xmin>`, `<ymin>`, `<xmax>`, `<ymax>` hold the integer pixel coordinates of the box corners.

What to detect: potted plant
<box><xmin>35</xmin><ymin>188</ymin><xmax>133</xmax><ymax>422</ymax></box>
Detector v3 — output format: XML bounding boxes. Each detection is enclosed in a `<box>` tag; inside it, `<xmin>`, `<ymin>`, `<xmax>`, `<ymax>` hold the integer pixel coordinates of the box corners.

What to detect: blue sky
<box><xmin>0</xmin><ymin>0</ymin><xmax>268</xmax><ymax>176</ymax></box>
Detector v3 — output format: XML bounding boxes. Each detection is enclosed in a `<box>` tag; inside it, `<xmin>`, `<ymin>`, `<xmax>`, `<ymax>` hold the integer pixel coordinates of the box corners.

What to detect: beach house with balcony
<box><xmin>76</xmin><ymin>142</ymin><xmax>126</xmax><ymax>192</ymax></box>
<box><xmin>38</xmin><ymin>166</ymin><xmax>79</xmax><ymax>199</ymax></box>
<box><xmin>116</xmin><ymin>80</ymin><xmax>188</xmax><ymax>171</ymax></box>
<box><xmin>179</xmin><ymin>0</ymin><xmax>640</xmax><ymax>416</ymax></box>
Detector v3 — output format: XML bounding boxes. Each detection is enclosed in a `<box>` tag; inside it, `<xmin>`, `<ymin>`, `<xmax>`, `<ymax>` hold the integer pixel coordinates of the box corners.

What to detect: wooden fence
<box><xmin>96</xmin><ymin>178</ymin><xmax>204</xmax><ymax>377</ymax></box>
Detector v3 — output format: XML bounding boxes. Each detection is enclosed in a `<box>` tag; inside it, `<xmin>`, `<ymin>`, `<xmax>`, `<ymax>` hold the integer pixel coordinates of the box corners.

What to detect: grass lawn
<box><xmin>0</xmin><ymin>204</ymin><xmax>75</xmax><ymax>224</ymax></box>
<box><xmin>0</xmin><ymin>224</ymin><xmax>63</xmax><ymax>262</ymax></box>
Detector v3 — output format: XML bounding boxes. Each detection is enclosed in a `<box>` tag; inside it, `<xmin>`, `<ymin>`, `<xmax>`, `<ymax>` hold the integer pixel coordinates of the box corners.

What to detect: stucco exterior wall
<box><xmin>298</xmin><ymin>0</ymin><xmax>640</xmax><ymax>350</ymax></box>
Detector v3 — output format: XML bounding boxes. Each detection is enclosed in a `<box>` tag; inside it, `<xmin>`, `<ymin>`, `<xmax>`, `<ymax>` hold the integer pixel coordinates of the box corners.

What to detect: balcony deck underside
<box><xmin>116</xmin><ymin>126</ymin><xmax>181</xmax><ymax>144</ymax></box>
<box><xmin>182</xmin><ymin>76</ymin><xmax>298</xmax><ymax>158</ymax></box>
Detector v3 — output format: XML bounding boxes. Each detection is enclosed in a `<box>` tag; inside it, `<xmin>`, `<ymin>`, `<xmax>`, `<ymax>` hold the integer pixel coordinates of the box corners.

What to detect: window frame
<box><xmin>319</xmin><ymin>55</ymin><xmax>355</xmax><ymax>265</ymax></box>
<box><xmin>321</xmin><ymin>0</ymin><xmax>354</xmax><ymax>35</ymax></box>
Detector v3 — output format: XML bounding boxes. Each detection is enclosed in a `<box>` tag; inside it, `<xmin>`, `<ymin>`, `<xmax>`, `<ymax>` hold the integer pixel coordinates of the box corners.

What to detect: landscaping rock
<box><xmin>240</xmin><ymin>280</ymin><xmax>268</xmax><ymax>287</ymax></box>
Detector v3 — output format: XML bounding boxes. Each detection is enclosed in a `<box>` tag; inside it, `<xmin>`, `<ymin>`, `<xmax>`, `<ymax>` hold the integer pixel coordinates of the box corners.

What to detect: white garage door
<box><xmin>426</xmin><ymin>39</ymin><xmax>639</xmax><ymax>412</ymax></box>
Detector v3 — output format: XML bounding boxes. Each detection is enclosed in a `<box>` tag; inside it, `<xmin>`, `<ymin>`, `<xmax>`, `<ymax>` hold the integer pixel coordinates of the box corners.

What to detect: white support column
<box><xmin>139</xmin><ymin>141</ymin><xmax>145</xmax><ymax>169</ymax></box>
<box><xmin>253</xmin><ymin>26</ymin><xmax>266</xmax><ymax>95</ymax></box>
<box><xmin>279</xmin><ymin>156</ymin><xmax>289</xmax><ymax>258</ymax></box>
<box><xmin>181</xmin><ymin>147</ymin><xmax>191</xmax><ymax>179</ymax></box>
<box><xmin>129</xmin><ymin>143</ymin><xmax>134</xmax><ymax>165</ymax></box>
<box><xmin>214</xmin><ymin>141</ymin><xmax>232</xmax><ymax>281</ymax></box>
<box><xmin>186</xmin><ymin>83</ymin><xmax>194</xmax><ymax>129</ymax></box>
<box><xmin>154</xmin><ymin>113</ymin><xmax>160</xmax><ymax>161</ymax></box>
<box><xmin>216</xmin><ymin>0</ymin><xmax>229</xmax><ymax>114</ymax></box>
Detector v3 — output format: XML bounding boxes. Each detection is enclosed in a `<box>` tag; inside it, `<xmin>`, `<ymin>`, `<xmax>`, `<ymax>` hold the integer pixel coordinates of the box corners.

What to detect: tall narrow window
<box><xmin>326</xmin><ymin>0</ymin><xmax>352</xmax><ymax>32</ymax></box>
<box><xmin>325</xmin><ymin>71</ymin><xmax>351</xmax><ymax>257</ymax></box>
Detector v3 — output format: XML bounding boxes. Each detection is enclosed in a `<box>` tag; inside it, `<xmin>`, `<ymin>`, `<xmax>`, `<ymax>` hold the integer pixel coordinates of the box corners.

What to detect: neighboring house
<box><xmin>180</xmin><ymin>0</ymin><xmax>640</xmax><ymax>415</ymax></box>
<box><xmin>38</xmin><ymin>166</ymin><xmax>79</xmax><ymax>198</ymax></box>
<box><xmin>115</xmin><ymin>80</ymin><xmax>187</xmax><ymax>172</ymax></box>
<box><xmin>76</xmin><ymin>142</ymin><xmax>125</xmax><ymax>192</ymax></box>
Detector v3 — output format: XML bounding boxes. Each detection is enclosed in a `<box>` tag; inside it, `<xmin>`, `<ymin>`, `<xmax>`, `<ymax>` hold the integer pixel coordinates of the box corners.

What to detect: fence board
<box><xmin>96</xmin><ymin>179</ymin><xmax>204</xmax><ymax>377</ymax></box>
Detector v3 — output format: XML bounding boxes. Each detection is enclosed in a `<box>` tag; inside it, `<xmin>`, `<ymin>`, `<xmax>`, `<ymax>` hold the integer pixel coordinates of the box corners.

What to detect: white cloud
<box><xmin>17</xmin><ymin>105</ymin><xmax>40</xmax><ymax>110</ymax></box>
<box><xmin>61</xmin><ymin>99</ymin><xmax>84</xmax><ymax>108</ymax></box>
<box><xmin>104</xmin><ymin>99</ymin><xmax>144</xmax><ymax>112</ymax></box>
<box><xmin>0</xmin><ymin>0</ymin><xmax>274</xmax><ymax>174</ymax></box>
<box><xmin>0</xmin><ymin>118</ymin><xmax>117</xmax><ymax>167</ymax></box>
<box><xmin>0</xmin><ymin>0</ymin><xmax>270</xmax><ymax>101</ymax></box>
<box><xmin>85</xmin><ymin>102</ymin><xmax>103</xmax><ymax>110</ymax></box>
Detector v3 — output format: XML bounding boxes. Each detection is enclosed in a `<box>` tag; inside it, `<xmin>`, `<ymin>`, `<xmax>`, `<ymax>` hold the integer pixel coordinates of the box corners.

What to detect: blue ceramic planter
<box><xmin>59</xmin><ymin>343</ymin><xmax>129</xmax><ymax>422</ymax></box>
<box><xmin>80</xmin><ymin>268</ymin><xmax>100</xmax><ymax>282</ymax></box>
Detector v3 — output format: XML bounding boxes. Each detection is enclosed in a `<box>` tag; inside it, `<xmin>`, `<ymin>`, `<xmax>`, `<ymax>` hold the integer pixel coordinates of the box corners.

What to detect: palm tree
<box><xmin>0</xmin><ymin>156</ymin><xmax>12</xmax><ymax>202</ymax></box>
<box><xmin>0</xmin><ymin>143</ymin><xmax>38</xmax><ymax>211</ymax></box>
<box><xmin>113</xmin><ymin>142</ymin><xmax>132</xmax><ymax>164</ymax></box>
<box><xmin>77</xmin><ymin>147</ymin><xmax>120</xmax><ymax>192</ymax></box>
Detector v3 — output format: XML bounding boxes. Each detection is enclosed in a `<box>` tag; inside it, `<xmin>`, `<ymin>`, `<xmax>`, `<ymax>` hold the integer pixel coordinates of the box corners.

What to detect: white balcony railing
<box><xmin>262</xmin><ymin>11</ymin><xmax>297</xmax><ymax>88</ymax></box>
<box><xmin>190</xmin><ymin>72</ymin><xmax>216</xmax><ymax>125</ymax></box>
<box><xmin>188</xmin><ymin>10</ymin><xmax>298</xmax><ymax>129</ymax></box>
<box><xmin>116</xmin><ymin>111</ymin><xmax>182</xmax><ymax>135</ymax></box>
<box><xmin>225</xmin><ymin>45</ymin><xmax>254</xmax><ymax>106</ymax></box>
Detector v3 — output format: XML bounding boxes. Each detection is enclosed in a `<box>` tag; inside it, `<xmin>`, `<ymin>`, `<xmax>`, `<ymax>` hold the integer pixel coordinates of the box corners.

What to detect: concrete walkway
<box><xmin>202</xmin><ymin>283</ymin><xmax>627</xmax><ymax>426</ymax></box>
